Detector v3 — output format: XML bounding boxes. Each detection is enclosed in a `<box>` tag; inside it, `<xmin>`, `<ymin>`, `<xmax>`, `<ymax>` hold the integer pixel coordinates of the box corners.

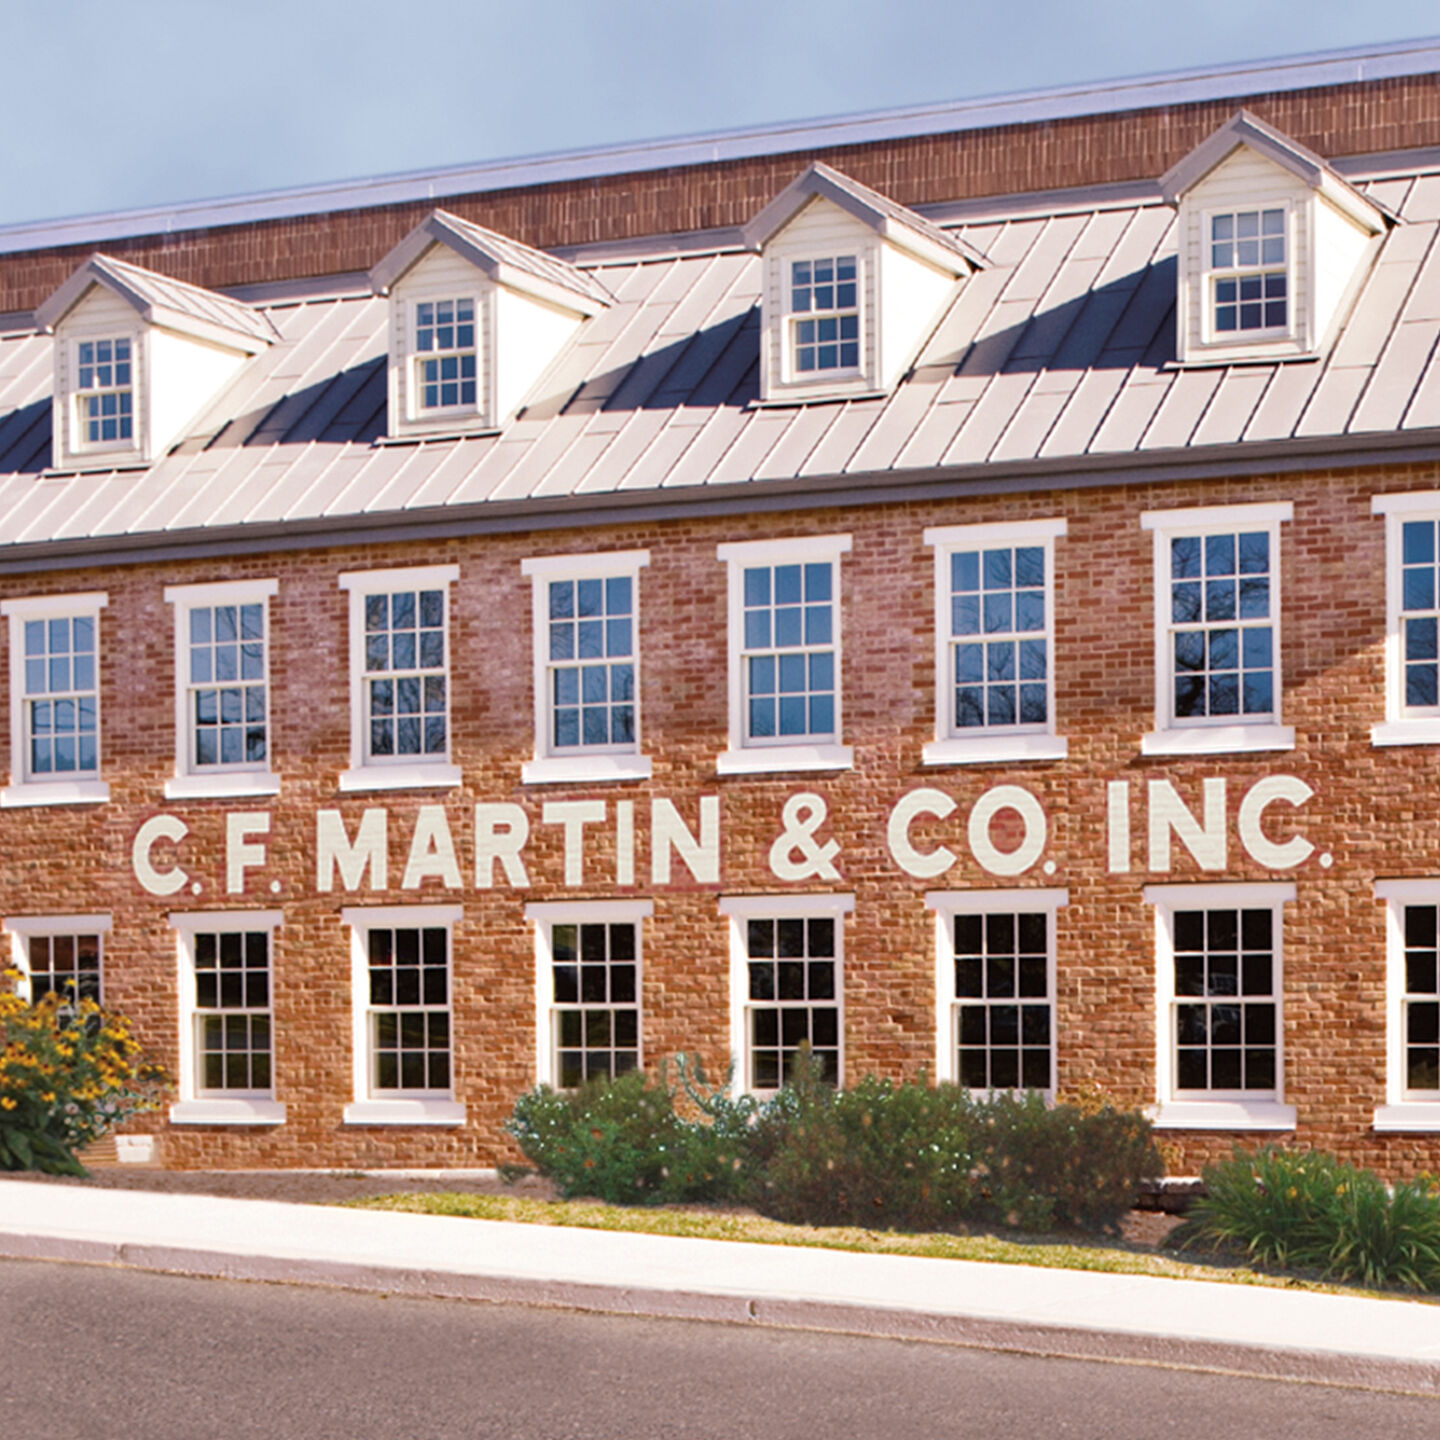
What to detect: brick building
<box><xmin>5</xmin><ymin>40</ymin><xmax>1440</xmax><ymax>1173</ymax></box>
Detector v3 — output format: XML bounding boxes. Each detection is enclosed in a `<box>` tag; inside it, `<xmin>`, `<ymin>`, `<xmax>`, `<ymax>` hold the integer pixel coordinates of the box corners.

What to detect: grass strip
<box><xmin>340</xmin><ymin>1191</ymin><xmax>1369</xmax><ymax>1295</ymax></box>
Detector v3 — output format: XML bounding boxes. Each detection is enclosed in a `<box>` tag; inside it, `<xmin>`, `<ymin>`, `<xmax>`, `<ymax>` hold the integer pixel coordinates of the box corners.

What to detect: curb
<box><xmin>3</xmin><ymin>1231</ymin><xmax>1438</xmax><ymax>1397</ymax></box>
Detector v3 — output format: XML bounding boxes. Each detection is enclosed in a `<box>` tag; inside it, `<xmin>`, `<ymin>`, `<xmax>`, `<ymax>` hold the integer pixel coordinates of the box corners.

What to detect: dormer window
<box><xmin>1162</xmin><ymin>112</ymin><xmax>1389</xmax><ymax>365</ymax></box>
<box><xmin>76</xmin><ymin>337</ymin><xmax>134</xmax><ymax>446</ymax></box>
<box><xmin>1209</xmin><ymin>209</ymin><xmax>1288</xmax><ymax>336</ymax></box>
<box><xmin>791</xmin><ymin>257</ymin><xmax>859</xmax><ymax>375</ymax></box>
<box><xmin>743</xmin><ymin>163</ymin><xmax>982</xmax><ymax>405</ymax></box>
<box><xmin>414</xmin><ymin>299</ymin><xmax>477</xmax><ymax>413</ymax></box>
<box><xmin>369</xmin><ymin>210</ymin><xmax>610</xmax><ymax>442</ymax></box>
<box><xmin>36</xmin><ymin>254</ymin><xmax>275</xmax><ymax>474</ymax></box>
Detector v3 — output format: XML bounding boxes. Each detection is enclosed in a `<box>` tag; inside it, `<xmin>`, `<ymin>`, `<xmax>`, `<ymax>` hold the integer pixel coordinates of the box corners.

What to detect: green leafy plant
<box><xmin>1181</xmin><ymin>1147</ymin><xmax>1440</xmax><ymax>1292</ymax></box>
<box><xmin>0</xmin><ymin>972</ymin><xmax>168</xmax><ymax>1175</ymax></box>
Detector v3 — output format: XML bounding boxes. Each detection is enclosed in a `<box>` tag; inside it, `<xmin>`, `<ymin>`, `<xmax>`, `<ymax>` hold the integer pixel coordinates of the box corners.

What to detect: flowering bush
<box><xmin>0</xmin><ymin>971</ymin><xmax>168</xmax><ymax>1175</ymax></box>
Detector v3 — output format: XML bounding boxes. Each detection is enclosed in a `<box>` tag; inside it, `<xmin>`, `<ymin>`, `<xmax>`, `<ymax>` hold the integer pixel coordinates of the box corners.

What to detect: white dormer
<box><xmin>1161</xmin><ymin>111</ymin><xmax>1391</xmax><ymax>365</ymax></box>
<box><xmin>368</xmin><ymin>210</ymin><xmax>611</xmax><ymax>441</ymax></box>
<box><xmin>35</xmin><ymin>255</ymin><xmax>276</xmax><ymax>473</ymax></box>
<box><xmin>742</xmin><ymin>163</ymin><xmax>983</xmax><ymax>405</ymax></box>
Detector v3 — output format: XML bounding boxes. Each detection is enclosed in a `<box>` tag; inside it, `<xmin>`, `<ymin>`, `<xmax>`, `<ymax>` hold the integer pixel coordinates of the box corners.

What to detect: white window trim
<box><xmin>338</xmin><ymin>565</ymin><xmax>462</xmax><ymax>793</ymax></box>
<box><xmin>716</xmin><ymin>534</ymin><xmax>854</xmax><ymax>775</ymax></box>
<box><xmin>520</xmin><ymin>550</ymin><xmax>652</xmax><ymax>785</ymax></box>
<box><xmin>1371</xmin><ymin>492</ymin><xmax>1440</xmax><ymax>747</ymax></box>
<box><xmin>925</xmin><ymin>888</ymin><xmax>1067</xmax><ymax>1091</ymax></box>
<box><xmin>1197</xmin><ymin>201</ymin><xmax>1297</xmax><ymax>351</ymax></box>
<box><xmin>1144</xmin><ymin>880</ymin><xmax>1297</xmax><ymax>1131</ymax></box>
<box><xmin>922</xmin><ymin>519</ymin><xmax>1068</xmax><ymax>766</ymax></box>
<box><xmin>720</xmin><ymin>892</ymin><xmax>853</xmax><ymax>1095</ymax></box>
<box><xmin>762</xmin><ymin>241</ymin><xmax>878</xmax><ymax>404</ymax></box>
<box><xmin>4</xmin><ymin>913</ymin><xmax>110</xmax><ymax>1005</ymax></box>
<box><xmin>163</xmin><ymin>578</ymin><xmax>281</xmax><ymax>800</ymax></box>
<box><xmin>168</xmin><ymin>909</ymin><xmax>286</xmax><ymax>1126</ymax></box>
<box><xmin>0</xmin><ymin>591</ymin><xmax>110</xmax><ymax>808</ymax></box>
<box><xmin>342</xmin><ymin>903</ymin><xmax>466</xmax><ymax>1126</ymax></box>
<box><xmin>1139</xmin><ymin>502</ymin><xmax>1295</xmax><ymax>756</ymax></box>
<box><xmin>67</xmin><ymin>331</ymin><xmax>144</xmax><ymax>464</ymax></box>
<box><xmin>1373</xmin><ymin>879</ymin><xmax>1440</xmax><ymax>1132</ymax></box>
<box><xmin>526</xmin><ymin>898</ymin><xmax>654</xmax><ymax>1086</ymax></box>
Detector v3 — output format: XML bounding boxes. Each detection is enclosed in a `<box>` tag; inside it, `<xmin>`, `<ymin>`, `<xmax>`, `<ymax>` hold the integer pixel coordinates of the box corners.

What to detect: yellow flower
<box><xmin>0</xmin><ymin>1096</ymin><xmax>15</xmax><ymax>1110</ymax></box>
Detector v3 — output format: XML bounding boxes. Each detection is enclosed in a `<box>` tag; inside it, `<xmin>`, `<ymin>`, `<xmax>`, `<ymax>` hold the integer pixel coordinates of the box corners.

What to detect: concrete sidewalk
<box><xmin>2</xmin><ymin>1177</ymin><xmax>1439</xmax><ymax>1394</ymax></box>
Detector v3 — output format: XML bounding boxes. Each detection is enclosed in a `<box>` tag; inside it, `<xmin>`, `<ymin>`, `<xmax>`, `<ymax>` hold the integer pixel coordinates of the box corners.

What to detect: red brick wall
<box><xmin>2</xmin><ymin>72</ymin><xmax>1438</xmax><ymax>315</ymax></box>
<box><xmin>4</xmin><ymin>460</ymin><xmax>1439</xmax><ymax>1174</ymax></box>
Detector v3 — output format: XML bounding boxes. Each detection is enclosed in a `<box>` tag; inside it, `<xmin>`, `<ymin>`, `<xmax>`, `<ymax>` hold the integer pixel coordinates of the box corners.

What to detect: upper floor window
<box><xmin>1208</xmin><ymin>208</ymin><xmax>1288</xmax><ymax>336</ymax></box>
<box><xmin>923</xmin><ymin>519</ymin><xmax>1067</xmax><ymax>766</ymax></box>
<box><xmin>75</xmin><ymin>337</ymin><xmax>134</xmax><ymax>446</ymax></box>
<box><xmin>164</xmin><ymin>579</ymin><xmax>279</xmax><ymax>800</ymax></box>
<box><xmin>1372</xmin><ymin>492</ymin><xmax>1440</xmax><ymax>748</ymax></box>
<box><xmin>790</xmin><ymin>256</ymin><xmax>859</xmax><ymax>375</ymax></box>
<box><xmin>1140</xmin><ymin>502</ymin><xmax>1294</xmax><ymax>756</ymax></box>
<box><xmin>414</xmin><ymin>298</ymin><xmax>477</xmax><ymax>412</ymax></box>
<box><xmin>339</xmin><ymin>566</ymin><xmax>461</xmax><ymax>793</ymax></box>
<box><xmin>520</xmin><ymin>551</ymin><xmax>652</xmax><ymax>785</ymax></box>
<box><xmin>1</xmin><ymin>591</ymin><xmax>109</xmax><ymax>808</ymax></box>
<box><xmin>716</xmin><ymin>534</ymin><xmax>853</xmax><ymax>775</ymax></box>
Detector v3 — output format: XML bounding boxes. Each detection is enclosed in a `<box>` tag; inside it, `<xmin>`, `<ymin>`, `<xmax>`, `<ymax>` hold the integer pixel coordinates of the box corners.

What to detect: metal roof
<box><xmin>4</xmin><ymin>156</ymin><xmax>1440</xmax><ymax>564</ymax></box>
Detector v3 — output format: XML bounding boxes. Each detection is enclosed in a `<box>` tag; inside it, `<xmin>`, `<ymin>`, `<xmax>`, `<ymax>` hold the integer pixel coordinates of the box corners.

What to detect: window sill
<box><xmin>343</xmin><ymin>1099</ymin><xmax>467</xmax><ymax>1127</ymax></box>
<box><xmin>1140</xmin><ymin>724</ymin><xmax>1295</xmax><ymax>757</ymax></box>
<box><xmin>923</xmin><ymin>734</ymin><xmax>1068</xmax><ymax>767</ymax></box>
<box><xmin>1371</xmin><ymin>720</ymin><xmax>1440</xmax><ymax>748</ymax></box>
<box><xmin>339</xmin><ymin>763</ymin><xmax>463</xmax><ymax>793</ymax></box>
<box><xmin>165</xmin><ymin>771</ymin><xmax>282</xmax><ymax>801</ymax></box>
<box><xmin>0</xmin><ymin>778</ymin><xmax>110</xmax><ymax>808</ymax></box>
<box><xmin>522</xmin><ymin>754</ymin><xmax>653</xmax><ymax>786</ymax></box>
<box><xmin>1149</xmin><ymin>1100</ymin><xmax>1297</xmax><ymax>1131</ymax></box>
<box><xmin>752</xmin><ymin>386</ymin><xmax>887</xmax><ymax>409</ymax></box>
<box><xmin>169</xmin><ymin>1099</ymin><xmax>287</xmax><ymax>1126</ymax></box>
<box><xmin>716</xmin><ymin>743</ymin><xmax>854</xmax><ymax>776</ymax></box>
<box><xmin>1372</xmin><ymin>1103</ymin><xmax>1440</xmax><ymax>1133</ymax></box>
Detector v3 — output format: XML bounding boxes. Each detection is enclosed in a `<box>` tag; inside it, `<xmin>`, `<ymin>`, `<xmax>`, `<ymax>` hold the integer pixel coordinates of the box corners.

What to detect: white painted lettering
<box><xmin>474</xmin><ymin>804</ymin><xmax>530</xmax><ymax>889</ymax></box>
<box><xmin>616</xmin><ymin>799</ymin><xmax>635</xmax><ymax>887</ymax></box>
<box><xmin>968</xmin><ymin>785</ymin><xmax>1046</xmax><ymax>877</ymax></box>
<box><xmin>543</xmin><ymin>800</ymin><xmax>606</xmax><ymax>887</ymax></box>
<box><xmin>402</xmin><ymin>805</ymin><xmax>463</xmax><ymax>890</ymax></box>
<box><xmin>316</xmin><ymin>808</ymin><xmax>388</xmax><ymax>892</ymax></box>
<box><xmin>225</xmin><ymin>812</ymin><xmax>270</xmax><ymax>895</ymax></box>
<box><xmin>1148</xmin><ymin>779</ymin><xmax>1227</xmax><ymax>872</ymax></box>
<box><xmin>1107</xmin><ymin>781</ymin><xmax>1131</xmax><ymax>873</ymax></box>
<box><xmin>651</xmin><ymin>797</ymin><xmax>720</xmax><ymax>885</ymax></box>
<box><xmin>886</xmin><ymin>788</ymin><xmax>957</xmax><ymax>879</ymax></box>
<box><xmin>133</xmin><ymin>815</ymin><xmax>190</xmax><ymax>897</ymax></box>
<box><xmin>1238</xmin><ymin>775</ymin><xmax>1315</xmax><ymax>870</ymax></box>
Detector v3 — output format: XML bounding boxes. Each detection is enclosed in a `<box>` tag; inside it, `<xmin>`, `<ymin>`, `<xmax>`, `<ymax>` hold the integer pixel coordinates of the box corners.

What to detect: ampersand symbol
<box><xmin>768</xmin><ymin>792</ymin><xmax>841</xmax><ymax>882</ymax></box>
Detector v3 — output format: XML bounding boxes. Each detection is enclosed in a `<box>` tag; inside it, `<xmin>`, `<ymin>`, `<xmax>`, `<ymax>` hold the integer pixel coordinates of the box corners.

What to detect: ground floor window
<box><xmin>721</xmin><ymin>893</ymin><xmax>852</xmax><ymax>1092</ymax></box>
<box><xmin>1374</xmin><ymin>881</ymin><xmax>1440</xmax><ymax>1132</ymax></box>
<box><xmin>169</xmin><ymin>909</ymin><xmax>285</xmax><ymax>1126</ymax></box>
<box><xmin>3</xmin><ymin>915</ymin><xmax>108</xmax><ymax>1007</ymax></box>
<box><xmin>341</xmin><ymin>904</ymin><xmax>465</xmax><ymax>1126</ymax></box>
<box><xmin>926</xmin><ymin>888</ymin><xmax>1065</xmax><ymax>1092</ymax></box>
<box><xmin>526</xmin><ymin>900</ymin><xmax>652</xmax><ymax>1088</ymax></box>
<box><xmin>1144</xmin><ymin>882</ymin><xmax>1295</xmax><ymax>1131</ymax></box>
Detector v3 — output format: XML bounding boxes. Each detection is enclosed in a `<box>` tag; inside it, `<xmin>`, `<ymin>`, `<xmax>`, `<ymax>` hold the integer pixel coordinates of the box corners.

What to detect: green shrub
<box><xmin>506</xmin><ymin>1049</ymin><xmax>1162</xmax><ymax>1234</ymax></box>
<box><xmin>1183</xmin><ymin>1147</ymin><xmax>1440</xmax><ymax>1292</ymax></box>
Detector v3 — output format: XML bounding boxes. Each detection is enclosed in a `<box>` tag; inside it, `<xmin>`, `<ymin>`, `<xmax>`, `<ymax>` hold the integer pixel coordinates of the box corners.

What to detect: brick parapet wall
<box><xmin>2</xmin><ymin>458</ymin><xmax>1439</xmax><ymax>1173</ymax></box>
<box><xmin>3</xmin><ymin>73</ymin><xmax>1439</xmax><ymax>315</ymax></box>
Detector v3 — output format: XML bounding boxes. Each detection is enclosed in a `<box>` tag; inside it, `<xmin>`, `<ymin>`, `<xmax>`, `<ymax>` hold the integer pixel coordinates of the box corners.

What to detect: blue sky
<box><xmin>3</xmin><ymin>0</ymin><xmax>1440</xmax><ymax>227</ymax></box>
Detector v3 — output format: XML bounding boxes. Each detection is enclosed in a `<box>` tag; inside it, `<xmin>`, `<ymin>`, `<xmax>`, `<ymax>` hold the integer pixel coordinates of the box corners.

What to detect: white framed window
<box><xmin>716</xmin><ymin>534</ymin><xmax>853</xmax><ymax>775</ymax></box>
<box><xmin>73</xmin><ymin>335</ymin><xmax>136</xmax><ymax>452</ymax></box>
<box><xmin>342</xmin><ymin>904</ymin><xmax>465</xmax><ymax>1126</ymax></box>
<box><xmin>527</xmin><ymin>899</ymin><xmax>652</xmax><ymax>1087</ymax></box>
<box><xmin>1</xmin><ymin>591</ymin><xmax>109</xmax><ymax>807</ymax></box>
<box><xmin>4</xmin><ymin>914</ymin><xmax>109</xmax><ymax>1007</ymax></box>
<box><xmin>338</xmin><ymin>565</ymin><xmax>461</xmax><ymax>792</ymax></box>
<box><xmin>926</xmin><ymin>889</ymin><xmax>1066</xmax><ymax>1092</ymax></box>
<box><xmin>1140</xmin><ymin>502</ymin><xmax>1294</xmax><ymax>756</ymax></box>
<box><xmin>1204</xmin><ymin>206</ymin><xmax>1290</xmax><ymax>342</ymax></box>
<box><xmin>721</xmin><ymin>892</ymin><xmax>852</xmax><ymax>1092</ymax></box>
<box><xmin>1145</xmin><ymin>881</ymin><xmax>1296</xmax><ymax>1131</ymax></box>
<box><xmin>164</xmin><ymin>579</ymin><xmax>279</xmax><ymax>800</ymax></box>
<box><xmin>520</xmin><ymin>550</ymin><xmax>652</xmax><ymax>784</ymax></box>
<box><xmin>169</xmin><ymin>910</ymin><xmax>285</xmax><ymax>1126</ymax></box>
<box><xmin>1373</xmin><ymin>880</ymin><xmax>1440</xmax><ymax>1132</ymax></box>
<box><xmin>1371</xmin><ymin>491</ymin><xmax>1440</xmax><ymax>746</ymax></box>
<box><xmin>413</xmin><ymin>297</ymin><xmax>478</xmax><ymax>416</ymax></box>
<box><xmin>788</xmin><ymin>255</ymin><xmax>860</xmax><ymax>379</ymax></box>
<box><xmin>922</xmin><ymin>520</ymin><xmax>1067</xmax><ymax>765</ymax></box>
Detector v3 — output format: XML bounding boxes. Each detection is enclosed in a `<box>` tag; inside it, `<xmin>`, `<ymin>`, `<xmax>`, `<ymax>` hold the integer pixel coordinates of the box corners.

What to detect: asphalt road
<box><xmin>2</xmin><ymin>1258</ymin><xmax>1435</xmax><ymax>1439</ymax></box>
